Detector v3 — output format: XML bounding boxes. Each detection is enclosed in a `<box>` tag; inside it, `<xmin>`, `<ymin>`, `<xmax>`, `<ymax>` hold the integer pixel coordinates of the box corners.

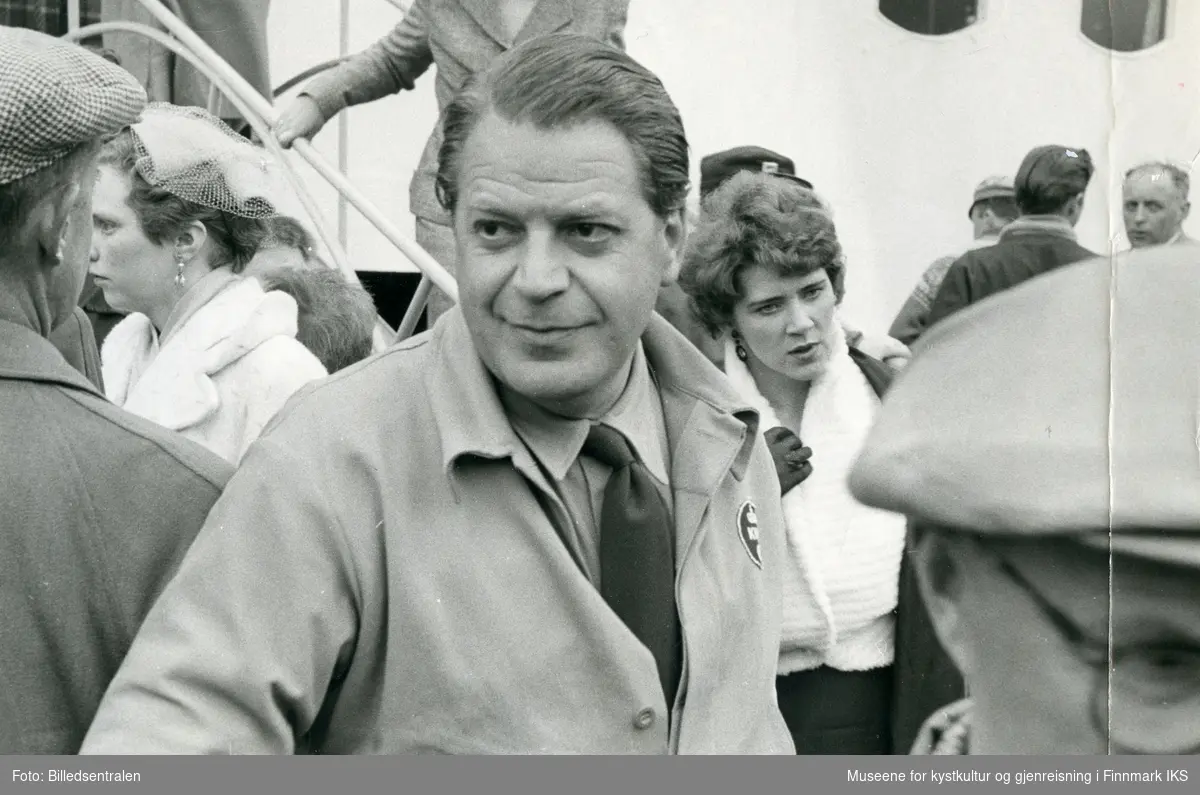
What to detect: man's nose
<box><xmin>512</xmin><ymin>235</ymin><xmax>569</xmax><ymax>300</ymax></box>
<box><xmin>1133</xmin><ymin>205</ymin><xmax>1150</xmax><ymax>223</ymax></box>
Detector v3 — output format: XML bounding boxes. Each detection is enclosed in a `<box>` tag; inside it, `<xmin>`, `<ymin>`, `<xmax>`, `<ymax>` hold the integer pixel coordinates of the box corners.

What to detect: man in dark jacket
<box><xmin>925</xmin><ymin>145</ymin><xmax>1097</xmax><ymax>331</ymax></box>
<box><xmin>0</xmin><ymin>27</ymin><xmax>232</xmax><ymax>754</ymax></box>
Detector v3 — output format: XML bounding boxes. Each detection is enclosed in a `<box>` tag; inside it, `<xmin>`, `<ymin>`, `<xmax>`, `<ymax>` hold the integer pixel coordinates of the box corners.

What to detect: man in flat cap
<box><xmin>1122</xmin><ymin>161</ymin><xmax>1194</xmax><ymax>250</ymax></box>
<box><xmin>0</xmin><ymin>26</ymin><xmax>231</xmax><ymax>753</ymax></box>
<box><xmin>889</xmin><ymin>176</ymin><xmax>1018</xmax><ymax>346</ymax></box>
<box><xmin>925</xmin><ymin>145</ymin><xmax>1097</xmax><ymax>332</ymax></box>
<box><xmin>850</xmin><ymin>245</ymin><xmax>1200</xmax><ymax>754</ymax></box>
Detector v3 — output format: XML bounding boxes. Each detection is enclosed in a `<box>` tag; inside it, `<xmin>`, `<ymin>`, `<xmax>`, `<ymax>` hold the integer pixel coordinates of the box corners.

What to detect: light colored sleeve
<box><xmin>301</xmin><ymin>0</ymin><xmax>434</xmax><ymax>123</ymax></box>
<box><xmin>79</xmin><ymin>440</ymin><xmax>360</xmax><ymax>754</ymax></box>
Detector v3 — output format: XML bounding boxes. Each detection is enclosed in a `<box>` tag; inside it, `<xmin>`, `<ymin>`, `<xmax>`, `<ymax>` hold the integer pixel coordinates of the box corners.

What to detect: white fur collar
<box><xmin>723</xmin><ymin>318</ymin><xmax>906</xmax><ymax>671</ymax></box>
<box><xmin>102</xmin><ymin>276</ymin><xmax>302</xmax><ymax>432</ymax></box>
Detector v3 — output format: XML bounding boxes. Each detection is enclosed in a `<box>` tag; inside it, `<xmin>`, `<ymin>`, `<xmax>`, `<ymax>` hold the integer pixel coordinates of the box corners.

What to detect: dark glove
<box><xmin>764</xmin><ymin>426</ymin><xmax>813</xmax><ymax>495</ymax></box>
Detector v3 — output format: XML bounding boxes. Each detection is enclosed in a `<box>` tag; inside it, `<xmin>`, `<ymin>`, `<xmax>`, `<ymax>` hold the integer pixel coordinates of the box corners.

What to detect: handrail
<box><xmin>64</xmin><ymin>21</ymin><xmax>400</xmax><ymax>349</ymax></box>
<box><xmin>110</xmin><ymin>0</ymin><xmax>458</xmax><ymax>302</ymax></box>
<box><xmin>273</xmin><ymin>58</ymin><xmax>350</xmax><ymax>99</ymax></box>
<box><xmin>64</xmin><ymin>22</ymin><xmax>355</xmax><ymax>290</ymax></box>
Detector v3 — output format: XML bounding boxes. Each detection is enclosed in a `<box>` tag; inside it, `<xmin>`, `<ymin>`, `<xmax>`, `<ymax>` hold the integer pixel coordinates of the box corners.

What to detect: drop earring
<box><xmin>732</xmin><ymin>330</ymin><xmax>749</xmax><ymax>362</ymax></box>
<box><xmin>174</xmin><ymin>256</ymin><xmax>187</xmax><ymax>289</ymax></box>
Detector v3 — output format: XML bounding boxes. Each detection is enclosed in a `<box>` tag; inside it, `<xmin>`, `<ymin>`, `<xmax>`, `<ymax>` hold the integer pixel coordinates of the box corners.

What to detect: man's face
<box><xmin>923</xmin><ymin>536</ymin><xmax>1200</xmax><ymax>754</ymax></box>
<box><xmin>1123</xmin><ymin>169</ymin><xmax>1189</xmax><ymax>248</ymax></box>
<box><xmin>46</xmin><ymin>156</ymin><xmax>100</xmax><ymax>329</ymax></box>
<box><xmin>453</xmin><ymin>112</ymin><xmax>684</xmax><ymax>418</ymax></box>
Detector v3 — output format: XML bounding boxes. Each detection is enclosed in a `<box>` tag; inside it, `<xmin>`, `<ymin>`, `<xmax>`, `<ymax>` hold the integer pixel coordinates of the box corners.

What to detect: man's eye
<box><xmin>473</xmin><ymin>220</ymin><xmax>515</xmax><ymax>240</ymax></box>
<box><xmin>566</xmin><ymin>222</ymin><xmax>615</xmax><ymax>242</ymax></box>
<box><xmin>1118</xmin><ymin>645</ymin><xmax>1200</xmax><ymax>701</ymax></box>
<box><xmin>802</xmin><ymin>285</ymin><xmax>825</xmax><ymax>300</ymax></box>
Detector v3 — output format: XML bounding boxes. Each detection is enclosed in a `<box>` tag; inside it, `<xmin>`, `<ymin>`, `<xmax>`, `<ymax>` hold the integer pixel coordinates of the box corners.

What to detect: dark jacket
<box><xmin>848</xmin><ymin>348</ymin><xmax>965</xmax><ymax>754</ymax></box>
<box><xmin>0</xmin><ymin>319</ymin><xmax>232</xmax><ymax>754</ymax></box>
<box><xmin>48</xmin><ymin>305</ymin><xmax>105</xmax><ymax>392</ymax></box>
<box><xmin>926</xmin><ymin>218</ymin><xmax>1096</xmax><ymax>331</ymax></box>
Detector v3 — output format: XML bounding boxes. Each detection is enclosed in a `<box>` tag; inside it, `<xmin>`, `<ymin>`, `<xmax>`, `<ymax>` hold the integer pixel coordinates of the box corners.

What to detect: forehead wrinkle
<box><xmin>464</xmin><ymin>175</ymin><xmax>629</xmax><ymax>218</ymax></box>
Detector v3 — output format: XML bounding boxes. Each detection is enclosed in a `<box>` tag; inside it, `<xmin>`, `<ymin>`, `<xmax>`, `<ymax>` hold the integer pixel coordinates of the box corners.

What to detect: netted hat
<box><xmin>129</xmin><ymin>103</ymin><xmax>299</xmax><ymax>219</ymax></box>
<box><xmin>0</xmin><ymin>26</ymin><xmax>146</xmax><ymax>185</ymax></box>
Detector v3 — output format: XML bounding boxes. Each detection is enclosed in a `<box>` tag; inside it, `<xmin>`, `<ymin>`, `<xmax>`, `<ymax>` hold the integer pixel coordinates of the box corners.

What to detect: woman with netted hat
<box><xmin>89</xmin><ymin>104</ymin><xmax>327</xmax><ymax>464</ymax></box>
<box><xmin>678</xmin><ymin>171</ymin><xmax>961</xmax><ymax>754</ymax></box>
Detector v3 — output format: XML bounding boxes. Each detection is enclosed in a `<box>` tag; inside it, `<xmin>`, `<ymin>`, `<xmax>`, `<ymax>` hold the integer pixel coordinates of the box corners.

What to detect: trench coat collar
<box><xmin>427</xmin><ymin>308</ymin><xmax>762</xmax><ymax>504</ymax></box>
<box><xmin>459</xmin><ymin>0</ymin><xmax>574</xmax><ymax>48</ymax></box>
<box><xmin>0</xmin><ymin>318</ymin><xmax>104</xmax><ymax>398</ymax></box>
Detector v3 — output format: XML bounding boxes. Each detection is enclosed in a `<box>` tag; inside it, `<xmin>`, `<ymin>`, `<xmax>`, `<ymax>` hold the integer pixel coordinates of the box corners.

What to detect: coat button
<box><xmin>633</xmin><ymin>707</ymin><xmax>656</xmax><ymax>730</ymax></box>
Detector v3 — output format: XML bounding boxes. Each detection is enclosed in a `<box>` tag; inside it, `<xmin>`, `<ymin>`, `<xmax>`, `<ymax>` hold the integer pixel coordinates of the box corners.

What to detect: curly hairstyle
<box><xmin>97</xmin><ymin>128</ymin><xmax>271</xmax><ymax>274</ymax></box>
<box><xmin>678</xmin><ymin>171</ymin><xmax>846</xmax><ymax>337</ymax></box>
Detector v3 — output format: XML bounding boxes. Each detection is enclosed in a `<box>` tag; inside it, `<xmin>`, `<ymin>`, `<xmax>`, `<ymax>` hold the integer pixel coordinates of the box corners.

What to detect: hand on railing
<box><xmin>275</xmin><ymin>95</ymin><xmax>327</xmax><ymax>148</ymax></box>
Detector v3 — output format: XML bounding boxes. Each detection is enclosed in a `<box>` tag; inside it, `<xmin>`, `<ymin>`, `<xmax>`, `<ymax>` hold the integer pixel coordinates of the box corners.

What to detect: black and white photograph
<box><xmin>1</xmin><ymin>0</ymin><xmax>1199</xmax><ymax>784</ymax></box>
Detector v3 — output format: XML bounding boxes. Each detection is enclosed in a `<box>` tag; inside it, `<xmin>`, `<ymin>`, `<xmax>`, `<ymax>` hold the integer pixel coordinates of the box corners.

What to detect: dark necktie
<box><xmin>583</xmin><ymin>423</ymin><xmax>682</xmax><ymax>708</ymax></box>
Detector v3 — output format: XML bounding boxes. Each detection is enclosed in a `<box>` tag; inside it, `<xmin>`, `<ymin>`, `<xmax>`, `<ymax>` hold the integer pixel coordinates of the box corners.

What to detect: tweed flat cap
<box><xmin>848</xmin><ymin>244</ymin><xmax>1200</xmax><ymax>569</ymax></box>
<box><xmin>0</xmin><ymin>26</ymin><xmax>146</xmax><ymax>186</ymax></box>
<box><xmin>700</xmin><ymin>145</ymin><xmax>813</xmax><ymax>198</ymax></box>
<box><xmin>967</xmin><ymin>175</ymin><xmax>1014</xmax><ymax>217</ymax></box>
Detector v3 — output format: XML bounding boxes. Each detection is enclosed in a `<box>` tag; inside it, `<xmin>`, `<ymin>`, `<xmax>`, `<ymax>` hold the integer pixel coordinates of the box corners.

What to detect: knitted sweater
<box><xmin>724</xmin><ymin>322</ymin><xmax>908</xmax><ymax>674</ymax></box>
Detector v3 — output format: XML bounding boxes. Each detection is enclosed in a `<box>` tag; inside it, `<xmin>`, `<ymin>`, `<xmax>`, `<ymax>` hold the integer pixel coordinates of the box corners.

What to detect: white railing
<box><xmin>65</xmin><ymin>0</ymin><xmax>454</xmax><ymax>343</ymax></box>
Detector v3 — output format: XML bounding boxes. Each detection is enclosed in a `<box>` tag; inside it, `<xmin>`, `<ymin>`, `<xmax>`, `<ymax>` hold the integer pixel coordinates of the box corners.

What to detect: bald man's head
<box><xmin>1123</xmin><ymin>163</ymin><xmax>1190</xmax><ymax>248</ymax></box>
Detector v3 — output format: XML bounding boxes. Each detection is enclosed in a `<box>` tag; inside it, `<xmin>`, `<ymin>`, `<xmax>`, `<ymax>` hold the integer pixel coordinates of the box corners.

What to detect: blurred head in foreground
<box><xmin>850</xmin><ymin>246</ymin><xmax>1200</xmax><ymax>755</ymax></box>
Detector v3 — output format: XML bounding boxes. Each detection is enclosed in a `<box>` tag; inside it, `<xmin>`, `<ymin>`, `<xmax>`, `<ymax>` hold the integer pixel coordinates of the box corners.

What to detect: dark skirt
<box><xmin>776</xmin><ymin>665</ymin><xmax>894</xmax><ymax>754</ymax></box>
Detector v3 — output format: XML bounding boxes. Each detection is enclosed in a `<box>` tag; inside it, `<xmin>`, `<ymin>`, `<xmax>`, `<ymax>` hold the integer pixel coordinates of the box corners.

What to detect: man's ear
<box><xmin>910</xmin><ymin>527</ymin><xmax>973</xmax><ymax>675</ymax></box>
<box><xmin>1181</xmin><ymin>200</ymin><xmax>1191</xmax><ymax>222</ymax></box>
<box><xmin>32</xmin><ymin>181</ymin><xmax>82</xmax><ymax>264</ymax></box>
<box><xmin>660</xmin><ymin>207</ymin><xmax>688</xmax><ymax>286</ymax></box>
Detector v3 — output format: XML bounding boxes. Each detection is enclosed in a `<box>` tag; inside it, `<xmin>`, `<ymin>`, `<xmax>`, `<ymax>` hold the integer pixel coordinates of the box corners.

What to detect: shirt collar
<box><xmin>500</xmin><ymin>342</ymin><xmax>669</xmax><ymax>484</ymax></box>
<box><xmin>998</xmin><ymin>214</ymin><xmax>1078</xmax><ymax>243</ymax></box>
<box><xmin>427</xmin><ymin>310</ymin><xmax>757</xmax><ymax>481</ymax></box>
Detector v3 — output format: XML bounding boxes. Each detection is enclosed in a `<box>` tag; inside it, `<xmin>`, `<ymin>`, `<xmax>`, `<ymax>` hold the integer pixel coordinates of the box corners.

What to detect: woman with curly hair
<box><xmin>89</xmin><ymin>105</ymin><xmax>327</xmax><ymax>463</ymax></box>
<box><xmin>679</xmin><ymin>171</ymin><xmax>960</xmax><ymax>754</ymax></box>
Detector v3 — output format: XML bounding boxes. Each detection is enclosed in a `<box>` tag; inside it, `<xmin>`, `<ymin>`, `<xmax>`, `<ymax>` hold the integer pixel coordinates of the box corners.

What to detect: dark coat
<box><xmin>848</xmin><ymin>348</ymin><xmax>965</xmax><ymax>754</ymax></box>
<box><xmin>0</xmin><ymin>319</ymin><xmax>232</xmax><ymax>754</ymax></box>
<box><xmin>926</xmin><ymin>227</ymin><xmax>1097</xmax><ymax>330</ymax></box>
<box><xmin>48</xmin><ymin>306</ymin><xmax>105</xmax><ymax>392</ymax></box>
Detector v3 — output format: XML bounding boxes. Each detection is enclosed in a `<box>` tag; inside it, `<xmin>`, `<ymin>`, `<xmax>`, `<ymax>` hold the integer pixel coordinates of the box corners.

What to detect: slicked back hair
<box><xmin>436</xmin><ymin>33</ymin><xmax>690</xmax><ymax>219</ymax></box>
